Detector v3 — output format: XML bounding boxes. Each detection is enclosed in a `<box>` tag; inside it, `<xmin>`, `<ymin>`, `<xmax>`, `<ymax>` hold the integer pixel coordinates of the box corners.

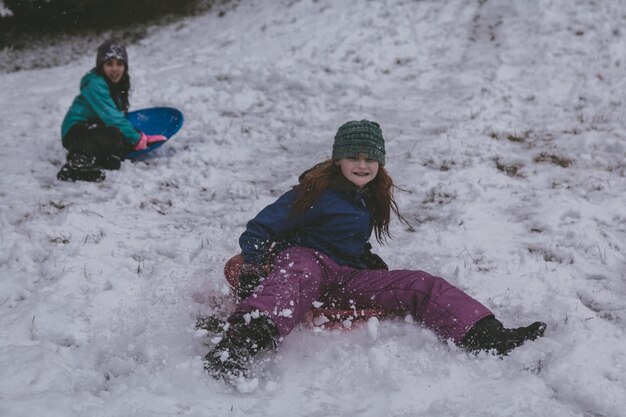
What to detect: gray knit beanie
<box><xmin>96</xmin><ymin>39</ymin><xmax>128</xmax><ymax>68</ymax></box>
<box><xmin>332</xmin><ymin>120</ymin><xmax>386</xmax><ymax>165</ymax></box>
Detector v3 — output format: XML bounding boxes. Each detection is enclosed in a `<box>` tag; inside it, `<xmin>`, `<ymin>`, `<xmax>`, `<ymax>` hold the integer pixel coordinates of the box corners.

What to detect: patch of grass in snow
<box><xmin>494</xmin><ymin>157</ymin><xmax>525</xmax><ymax>178</ymax></box>
<box><xmin>421</xmin><ymin>185</ymin><xmax>457</xmax><ymax>206</ymax></box>
<box><xmin>422</xmin><ymin>158</ymin><xmax>457</xmax><ymax>172</ymax></box>
<box><xmin>488</xmin><ymin>130</ymin><xmax>532</xmax><ymax>143</ymax></box>
<box><xmin>527</xmin><ymin>247</ymin><xmax>574</xmax><ymax>265</ymax></box>
<box><xmin>606</xmin><ymin>161</ymin><xmax>625</xmax><ymax>176</ymax></box>
<box><xmin>533</xmin><ymin>152</ymin><xmax>573</xmax><ymax>168</ymax></box>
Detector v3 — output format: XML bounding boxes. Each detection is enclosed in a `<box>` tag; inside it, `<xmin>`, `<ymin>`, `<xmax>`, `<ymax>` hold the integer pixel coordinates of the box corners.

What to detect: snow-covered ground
<box><xmin>1</xmin><ymin>0</ymin><xmax>625</xmax><ymax>416</ymax></box>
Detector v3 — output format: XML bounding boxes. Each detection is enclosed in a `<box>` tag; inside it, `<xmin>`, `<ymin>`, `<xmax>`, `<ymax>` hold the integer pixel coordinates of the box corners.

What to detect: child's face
<box><xmin>337</xmin><ymin>156</ymin><xmax>379</xmax><ymax>189</ymax></box>
<box><xmin>102</xmin><ymin>58</ymin><xmax>126</xmax><ymax>84</ymax></box>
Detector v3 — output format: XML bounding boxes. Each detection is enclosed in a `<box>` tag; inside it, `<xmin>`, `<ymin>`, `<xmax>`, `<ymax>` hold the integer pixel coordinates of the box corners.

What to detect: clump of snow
<box><xmin>367</xmin><ymin>317</ymin><xmax>380</xmax><ymax>340</ymax></box>
<box><xmin>0</xmin><ymin>2</ymin><xmax>12</xmax><ymax>18</ymax></box>
<box><xmin>1</xmin><ymin>0</ymin><xmax>625</xmax><ymax>416</ymax></box>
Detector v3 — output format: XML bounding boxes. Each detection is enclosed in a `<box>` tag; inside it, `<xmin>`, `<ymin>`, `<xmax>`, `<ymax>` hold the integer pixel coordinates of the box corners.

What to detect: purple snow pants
<box><xmin>232</xmin><ymin>246</ymin><xmax>493</xmax><ymax>343</ymax></box>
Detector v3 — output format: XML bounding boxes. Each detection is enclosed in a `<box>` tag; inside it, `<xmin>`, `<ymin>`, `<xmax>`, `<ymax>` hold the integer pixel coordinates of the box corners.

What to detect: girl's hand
<box><xmin>363</xmin><ymin>251</ymin><xmax>389</xmax><ymax>270</ymax></box>
<box><xmin>237</xmin><ymin>264</ymin><xmax>267</xmax><ymax>300</ymax></box>
<box><xmin>134</xmin><ymin>132</ymin><xmax>167</xmax><ymax>150</ymax></box>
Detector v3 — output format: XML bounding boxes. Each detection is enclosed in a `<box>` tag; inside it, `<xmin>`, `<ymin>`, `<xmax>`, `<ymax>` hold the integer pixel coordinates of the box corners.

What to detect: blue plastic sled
<box><xmin>126</xmin><ymin>107</ymin><xmax>184</xmax><ymax>159</ymax></box>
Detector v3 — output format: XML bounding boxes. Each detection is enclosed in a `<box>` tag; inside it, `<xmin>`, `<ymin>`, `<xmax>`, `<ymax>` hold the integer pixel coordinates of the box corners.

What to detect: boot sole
<box><xmin>57</xmin><ymin>168</ymin><xmax>105</xmax><ymax>182</ymax></box>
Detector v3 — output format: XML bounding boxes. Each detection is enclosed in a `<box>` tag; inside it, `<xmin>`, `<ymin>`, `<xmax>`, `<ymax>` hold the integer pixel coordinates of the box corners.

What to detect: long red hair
<box><xmin>290</xmin><ymin>160</ymin><xmax>404</xmax><ymax>244</ymax></box>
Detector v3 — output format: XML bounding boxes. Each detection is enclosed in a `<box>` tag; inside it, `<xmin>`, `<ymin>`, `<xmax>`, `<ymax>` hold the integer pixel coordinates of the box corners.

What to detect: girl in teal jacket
<box><xmin>57</xmin><ymin>39</ymin><xmax>165</xmax><ymax>182</ymax></box>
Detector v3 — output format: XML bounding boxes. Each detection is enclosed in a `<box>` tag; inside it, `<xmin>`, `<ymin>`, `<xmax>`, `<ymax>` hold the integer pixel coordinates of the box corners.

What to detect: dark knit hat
<box><xmin>332</xmin><ymin>120</ymin><xmax>386</xmax><ymax>165</ymax></box>
<box><xmin>96</xmin><ymin>39</ymin><xmax>128</xmax><ymax>68</ymax></box>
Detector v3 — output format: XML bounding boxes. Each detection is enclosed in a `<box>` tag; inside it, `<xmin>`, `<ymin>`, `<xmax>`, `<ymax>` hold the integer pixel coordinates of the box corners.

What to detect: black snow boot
<box><xmin>96</xmin><ymin>154</ymin><xmax>122</xmax><ymax>170</ymax></box>
<box><xmin>203</xmin><ymin>315</ymin><xmax>279</xmax><ymax>384</ymax></box>
<box><xmin>57</xmin><ymin>152</ymin><xmax>105</xmax><ymax>182</ymax></box>
<box><xmin>461</xmin><ymin>317</ymin><xmax>546</xmax><ymax>356</ymax></box>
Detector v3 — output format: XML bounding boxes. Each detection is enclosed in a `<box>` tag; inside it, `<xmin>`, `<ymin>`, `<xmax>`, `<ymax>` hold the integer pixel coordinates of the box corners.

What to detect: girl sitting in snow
<box><xmin>203</xmin><ymin>120</ymin><xmax>547</xmax><ymax>384</ymax></box>
<box><xmin>57</xmin><ymin>38</ymin><xmax>166</xmax><ymax>182</ymax></box>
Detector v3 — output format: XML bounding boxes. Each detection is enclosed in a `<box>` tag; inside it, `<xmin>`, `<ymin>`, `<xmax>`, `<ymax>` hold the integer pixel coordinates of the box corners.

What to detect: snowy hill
<box><xmin>1</xmin><ymin>1</ymin><xmax>625</xmax><ymax>416</ymax></box>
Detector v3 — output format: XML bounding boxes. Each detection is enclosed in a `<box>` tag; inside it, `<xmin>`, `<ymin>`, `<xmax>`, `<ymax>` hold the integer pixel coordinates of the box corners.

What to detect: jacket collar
<box><xmin>329</xmin><ymin>175</ymin><xmax>373</xmax><ymax>205</ymax></box>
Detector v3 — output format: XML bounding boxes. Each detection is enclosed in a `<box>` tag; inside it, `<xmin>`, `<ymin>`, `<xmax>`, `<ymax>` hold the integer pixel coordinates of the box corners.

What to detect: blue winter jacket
<box><xmin>240</xmin><ymin>178</ymin><xmax>374</xmax><ymax>269</ymax></box>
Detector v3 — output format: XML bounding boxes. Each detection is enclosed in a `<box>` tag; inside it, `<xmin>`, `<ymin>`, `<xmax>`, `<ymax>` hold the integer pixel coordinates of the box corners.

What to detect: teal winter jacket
<box><xmin>61</xmin><ymin>70</ymin><xmax>140</xmax><ymax>145</ymax></box>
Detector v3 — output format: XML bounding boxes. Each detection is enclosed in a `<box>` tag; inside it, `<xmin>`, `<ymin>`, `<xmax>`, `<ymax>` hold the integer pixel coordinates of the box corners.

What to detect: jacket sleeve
<box><xmin>239</xmin><ymin>188</ymin><xmax>321</xmax><ymax>265</ymax></box>
<box><xmin>81</xmin><ymin>76</ymin><xmax>141</xmax><ymax>144</ymax></box>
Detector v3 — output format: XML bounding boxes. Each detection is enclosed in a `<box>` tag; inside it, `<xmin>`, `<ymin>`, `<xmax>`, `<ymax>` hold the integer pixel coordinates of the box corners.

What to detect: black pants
<box><xmin>62</xmin><ymin>123</ymin><xmax>133</xmax><ymax>168</ymax></box>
